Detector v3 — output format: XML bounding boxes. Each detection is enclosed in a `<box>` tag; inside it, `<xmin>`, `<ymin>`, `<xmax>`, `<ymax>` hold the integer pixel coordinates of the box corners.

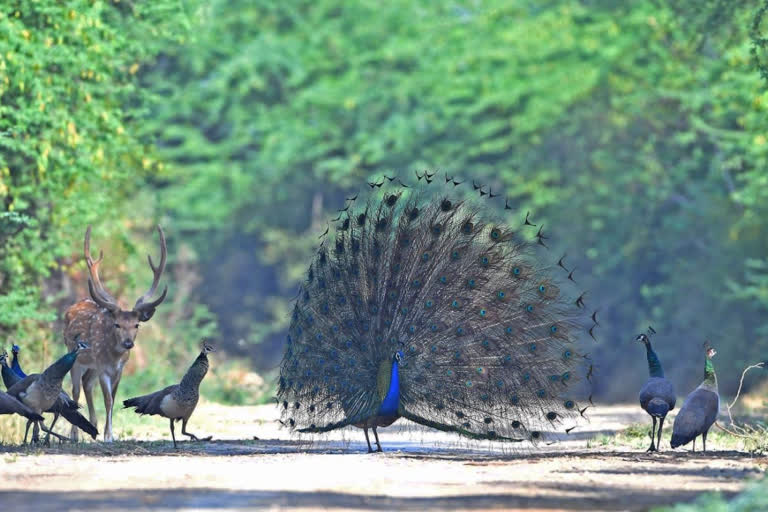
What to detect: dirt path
<box><xmin>0</xmin><ymin>404</ymin><xmax>763</xmax><ymax>511</ymax></box>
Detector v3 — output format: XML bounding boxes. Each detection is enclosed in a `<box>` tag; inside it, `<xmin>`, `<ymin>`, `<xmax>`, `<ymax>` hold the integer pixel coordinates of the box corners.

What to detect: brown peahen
<box><xmin>277</xmin><ymin>173</ymin><xmax>596</xmax><ymax>452</ymax></box>
<box><xmin>123</xmin><ymin>341</ymin><xmax>215</xmax><ymax>448</ymax></box>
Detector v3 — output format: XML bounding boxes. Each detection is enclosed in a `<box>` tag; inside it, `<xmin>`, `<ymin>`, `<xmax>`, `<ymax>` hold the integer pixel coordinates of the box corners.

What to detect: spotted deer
<box><xmin>64</xmin><ymin>225</ymin><xmax>168</xmax><ymax>441</ymax></box>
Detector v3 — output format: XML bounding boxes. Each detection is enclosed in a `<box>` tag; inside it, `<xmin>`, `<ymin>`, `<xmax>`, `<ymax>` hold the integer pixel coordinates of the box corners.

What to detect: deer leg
<box><xmin>99</xmin><ymin>373</ymin><xmax>115</xmax><ymax>442</ymax></box>
<box><xmin>170</xmin><ymin>418</ymin><xmax>178</xmax><ymax>449</ymax></box>
<box><xmin>69</xmin><ymin>364</ymin><xmax>84</xmax><ymax>441</ymax></box>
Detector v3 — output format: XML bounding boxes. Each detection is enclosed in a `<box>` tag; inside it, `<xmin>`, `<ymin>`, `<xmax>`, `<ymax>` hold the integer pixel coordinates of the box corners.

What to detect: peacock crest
<box><xmin>277</xmin><ymin>172</ymin><xmax>596</xmax><ymax>447</ymax></box>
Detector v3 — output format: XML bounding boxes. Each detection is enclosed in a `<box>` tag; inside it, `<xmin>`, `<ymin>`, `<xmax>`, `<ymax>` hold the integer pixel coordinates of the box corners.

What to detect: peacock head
<box><xmin>704</xmin><ymin>341</ymin><xmax>716</xmax><ymax>359</ymax></box>
<box><xmin>634</xmin><ymin>333</ymin><xmax>650</xmax><ymax>345</ymax></box>
<box><xmin>11</xmin><ymin>344</ymin><xmax>19</xmax><ymax>355</ymax></box>
<box><xmin>0</xmin><ymin>351</ymin><xmax>7</xmax><ymax>366</ymax></box>
<box><xmin>393</xmin><ymin>350</ymin><xmax>404</xmax><ymax>364</ymax></box>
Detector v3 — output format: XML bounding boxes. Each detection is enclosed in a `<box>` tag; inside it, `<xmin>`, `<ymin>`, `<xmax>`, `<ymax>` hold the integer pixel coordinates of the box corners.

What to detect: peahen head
<box><xmin>74</xmin><ymin>340</ymin><xmax>90</xmax><ymax>354</ymax></box>
<box><xmin>200</xmin><ymin>339</ymin><xmax>216</xmax><ymax>354</ymax></box>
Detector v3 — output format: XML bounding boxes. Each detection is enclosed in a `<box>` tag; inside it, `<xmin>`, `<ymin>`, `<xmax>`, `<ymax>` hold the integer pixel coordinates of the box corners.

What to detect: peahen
<box><xmin>635</xmin><ymin>332</ymin><xmax>675</xmax><ymax>452</ymax></box>
<box><xmin>6</xmin><ymin>341</ymin><xmax>90</xmax><ymax>445</ymax></box>
<box><xmin>670</xmin><ymin>343</ymin><xmax>719</xmax><ymax>452</ymax></box>
<box><xmin>123</xmin><ymin>341</ymin><xmax>215</xmax><ymax>448</ymax></box>
<box><xmin>277</xmin><ymin>173</ymin><xmax>594</xmax><ymax>452</ymax></box>
<box><xmin>1</xmin><ymin>345</ymin><xmax>98</xmax><ymax>441</ymax></box>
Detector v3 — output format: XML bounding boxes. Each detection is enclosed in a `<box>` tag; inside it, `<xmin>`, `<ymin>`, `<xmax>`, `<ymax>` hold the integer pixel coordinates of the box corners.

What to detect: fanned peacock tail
<box><xmin>277</xmin><ymin>173</ymin><xmax>594</xmax><ymax>443</ymax></box>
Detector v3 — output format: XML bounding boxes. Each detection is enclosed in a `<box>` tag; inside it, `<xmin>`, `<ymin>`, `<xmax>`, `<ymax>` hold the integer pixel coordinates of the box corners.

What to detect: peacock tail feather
<box><xmin>277</xmin><ymin>174</ymin><xmax>593</xmax><ymax>443</ymax></box>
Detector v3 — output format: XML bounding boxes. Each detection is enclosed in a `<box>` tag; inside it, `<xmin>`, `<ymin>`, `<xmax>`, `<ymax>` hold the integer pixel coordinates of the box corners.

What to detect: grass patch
<box><xmin>586</xmin><ymin>422</ymin><xmax>761</xmax><ymax>452</ymax></box>
<box><xmin>654</xmin><ymin>476</ymin><xmax>768</xmax><ymax>511</ymax></box>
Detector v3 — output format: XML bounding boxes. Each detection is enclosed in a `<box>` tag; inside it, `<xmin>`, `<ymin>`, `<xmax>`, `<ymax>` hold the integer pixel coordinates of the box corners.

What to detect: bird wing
<box><xmin>123</xmin><ymin>385</ymin><xmax>178</xmax><ymax>416</ymax></box>
<box><xmin>0</xmin><ymin>391</ymin><xmax>44</xmax><ymax>420</ymax></box>
<box><xmin>6</xmin><ymin>374</ymin><xmax>39</xmax><ymax>399</ymax></box>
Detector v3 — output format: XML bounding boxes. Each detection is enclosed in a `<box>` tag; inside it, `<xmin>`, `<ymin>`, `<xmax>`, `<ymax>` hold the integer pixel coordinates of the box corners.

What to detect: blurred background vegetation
<box><xmin>1</xmin><ymin>0</ymin><xmax>768</xmax><ymax>405</ymax></box>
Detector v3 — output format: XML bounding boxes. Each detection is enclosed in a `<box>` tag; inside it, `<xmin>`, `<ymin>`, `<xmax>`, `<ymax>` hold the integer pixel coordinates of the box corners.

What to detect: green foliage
<box><xmin>137</xmin><ymin>0</ymin><xmax>768</xmax><ymax>399</ymax></box>
<box><xmin>655</xmin><ymin>476</ymin><xmax>768</xmax><ymax>512</ymax></box>
<box><xmin>3</xmin><ymin>0</ymin><xmax>768</xmax><ymax>403</ymax></box>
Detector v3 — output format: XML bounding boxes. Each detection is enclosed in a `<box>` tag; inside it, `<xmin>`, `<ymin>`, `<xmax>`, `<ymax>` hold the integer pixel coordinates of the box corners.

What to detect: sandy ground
<box><xmin>0</xmin><ymin>404</ymin><xmax>764</xmax><ymax>511</ymax></box>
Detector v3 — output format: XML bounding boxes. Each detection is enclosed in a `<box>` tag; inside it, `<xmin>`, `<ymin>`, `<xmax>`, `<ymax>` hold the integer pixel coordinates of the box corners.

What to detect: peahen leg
<box><xmin>23</xmin><ymin>419</ymin><xmax>32</xmax><ymax>445</ymax></box>
<box><xmin>702</xmin><ymin>431</ymin><xmax>707</xmax><ymax>452</ymax></box>
<box><xmin>372</xmin><ymin>426</ymin><xmax>383</xmax><ymax>453</ymax></box>
<box><xmin>43</xmin><ymin>412</ymin><xmax>60</xmax><ymax>446</ymax></box>
<box><xmin>181</xmin><ymin>418</ymin><xmax>212</xmax><ymax>441</ymax></box>
<box><xmin>31</xmin><ymin>421</ymin><xmax>40</xmax><ymax>444</ymax></box>
<box><xmin>362</xmin><ymin>427</ymin><xmax>373</xmax><ymax>453</ymax></box>
<box><xmin>656</xmin><ymin>416</ymin><xmax>665</xmax><ymax>452</ymax></box>
<box><xmin>39</xmin><ymin>420</ymin><xmax>69</xmax><ymax>446</ymax></box>
<box><xmin>169</xmin><ymin>418</ymin><xmax>178</xmax><ymax>449</ymax></box>
<box><xmin>646</xmin><ymin>417</ymin><xmax>657</xmax><ymax>452</ymax></box>
<box><xmin>692</xmin><ymin>437</ymin><xmax>696</xmax><ymax>453</ymax></box>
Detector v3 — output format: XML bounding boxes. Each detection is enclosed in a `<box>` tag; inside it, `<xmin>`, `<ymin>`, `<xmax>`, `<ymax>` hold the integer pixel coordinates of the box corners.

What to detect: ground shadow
<box><xmin>0</xmin><ymin>486</ymin><xmax>739</xmax><ymax>511</ymax></box>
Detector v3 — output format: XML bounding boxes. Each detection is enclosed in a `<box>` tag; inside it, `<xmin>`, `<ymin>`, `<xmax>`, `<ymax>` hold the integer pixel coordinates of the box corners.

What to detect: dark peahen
<box><xmin>635</xmin><ymin>332</ymin><xmax>675</xmax><ymax>452</ymax></box>
<box><xmin>0</xmin><ymin>353</ymin><xmax>44</xmax><ymax>424</ymax></box>
<box><xmin>671</xmin><ymin>343</ymin><xmax>720</xmax><ymax>452</ymax></box>
<box><xmin>1</xmin><ymin>346</ymin><xmax>98</xmax><ymax>441</ymax></box>
<box><xmin>6</xmin><ymin>341</ymin><xmax>90</xmax><ymax>445</ymax></box>
<box><xmin>277</xmin><ymin>174</ymin><xmax>594</xmax><ymax>452</ymax></box>
<box><xmin>123</xmin><ymin>341</ymin><xmax>215</xmax><ymax>448</ymax></box>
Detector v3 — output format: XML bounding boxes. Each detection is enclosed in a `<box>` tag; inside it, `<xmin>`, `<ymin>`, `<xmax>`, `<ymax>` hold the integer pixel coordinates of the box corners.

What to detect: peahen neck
<box><xmin>644</xmin><ymin>342</ymin><xmax>664</xmax><ymax>378</ymax></box>
<box><xmin>42</xmin><ymin>349</ymin><xmax>79</xmax><ymax>383</ymax></box>
<box><xmin>11</xmin><ymin>353</ymin><xmax>26</xmax><ymax>378</ymax></box>
<box><xmin>702</xmin><ymin>357</ymin><xmax>717</xmax><ymax>390</ymax></box>
<box><xmin>180</xmin><ymin>352</ymin><xmax>209</xmax><ymax>390</ymax></box>
<box><xmin>377</xmin><ymin>358</ymin><xmax>400</xmax><ymax>417</ymax></box>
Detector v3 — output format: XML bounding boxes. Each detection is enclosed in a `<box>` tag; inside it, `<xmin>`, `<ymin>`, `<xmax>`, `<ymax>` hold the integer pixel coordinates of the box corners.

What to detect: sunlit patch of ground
<box><xmin>0</xmin><ymin>404</ymin><xmax>764</xmax><ymax>511</ymax></box>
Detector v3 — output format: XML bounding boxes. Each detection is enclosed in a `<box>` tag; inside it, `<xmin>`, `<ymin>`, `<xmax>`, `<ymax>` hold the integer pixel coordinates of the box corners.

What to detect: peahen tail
<box><xmin>278</xmin><ymin>173</ymin><xmax>593</xmax><ymax>443</ymax></box>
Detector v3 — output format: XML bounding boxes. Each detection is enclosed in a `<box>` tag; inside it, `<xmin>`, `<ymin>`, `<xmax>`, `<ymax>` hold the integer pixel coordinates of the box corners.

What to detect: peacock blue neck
<box><xmin>378</xmin><ymin>358</ymin><xmax>400</xmax><ymax>417</ymax></box>
<box><xmin>645</xmin><ymin>342</ymin><xmax>664</xmax><ymax>378</ymax></box>
<box><xmin>11</xmin><ymin>352</ymin><xmax>26</xmax><ymax>378</ymax></box>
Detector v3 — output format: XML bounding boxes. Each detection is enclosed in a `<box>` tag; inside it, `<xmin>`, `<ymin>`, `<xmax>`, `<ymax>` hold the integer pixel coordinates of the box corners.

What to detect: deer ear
<box><xmin>137</xmin><ymin>309</ymin><xmax>155</xmax><ymax>322</ymax></box>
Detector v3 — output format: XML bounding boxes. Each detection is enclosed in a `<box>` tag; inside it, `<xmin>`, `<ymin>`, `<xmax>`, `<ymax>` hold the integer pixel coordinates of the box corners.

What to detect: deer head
<box><xmin>84</xmin><ymin>225</ymin><xmax>168</xmax><ymax>353</ymax></box>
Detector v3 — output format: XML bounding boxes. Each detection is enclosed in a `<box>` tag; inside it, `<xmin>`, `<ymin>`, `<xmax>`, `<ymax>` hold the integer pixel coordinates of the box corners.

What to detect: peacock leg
<box><xmin>362</xmin><ymin>427</ymin><xmax>373</xmax><ymax>453</ymax></box>
<box><xmin>702</xmin><ymin>431</ymin><xmax>707</xmax><ymax>452</ymax></box>
<box><xmin>656</xmin><ymin>416</ymin><xmax>665</xmax><ymax>452</ymax></box>
<box><xmin>39</xmin><ymin>420</ymin><xmax>68</xmax><ymax>446</ymax></box>
<box><xmin>692</xmin><ymin>437</ymin><xmax>696</xmax><ymax>453</ymax></box>
<box><xmin>646</xmin><ymin>417</ymin><xmax>657</xmax><ymax>452</ymax></box>
<box><xmin>372</xmin><ymin>426</ymin><xmax>383</xmax><ymax>452</ymax></box>
<box><xmin>170</xmin><ymin>418</ymin><xmax>178</xmax><ymax>449</ymax></box>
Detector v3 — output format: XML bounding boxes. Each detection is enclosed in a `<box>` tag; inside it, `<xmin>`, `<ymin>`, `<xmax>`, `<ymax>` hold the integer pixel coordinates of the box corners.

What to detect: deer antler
<box><xmin>133</xmin><ymin>225</ymin><xmax>168</xmax><ymax>320</ymax></box>
<box><xmin>84</xmin><ymin>225</ymin><xmax>120</xmax><ymax>312</ymax></box>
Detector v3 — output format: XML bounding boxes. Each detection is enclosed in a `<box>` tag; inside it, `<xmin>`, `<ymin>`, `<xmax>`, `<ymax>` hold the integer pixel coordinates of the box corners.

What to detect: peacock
<box><xmin>670</xmin><ymin>343</ymin><xmax>719</xmax><ymax>452</ymax></box>
<box><xmin>277</xmin><ymin>172</ymin><xmax>595</xmax><ymax>452</ymax></box>
<box><xmin>634</xmin><ymin>330</ymin><xmax>675</xmax><ymax>452</ymax></box>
